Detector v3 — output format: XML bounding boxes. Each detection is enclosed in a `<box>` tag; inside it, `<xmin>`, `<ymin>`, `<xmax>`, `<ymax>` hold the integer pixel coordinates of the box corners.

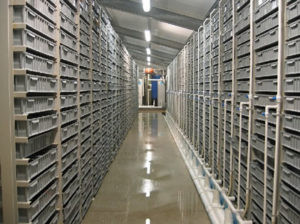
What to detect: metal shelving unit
<box><xmin>0</xmin><ymin>0</ymin><xmax>138</xmax><ymax>223</ymax></box>
<box><xmin>166</xmin><ymin>0</ymin><xmax>298</xmax><ymax>223</ymax></box>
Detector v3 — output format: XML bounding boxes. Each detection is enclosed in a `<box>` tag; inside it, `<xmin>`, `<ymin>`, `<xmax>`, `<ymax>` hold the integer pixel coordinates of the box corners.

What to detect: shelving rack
<box><xmin>0</xmin><ymin>0</ymin><xmax>138</xmax><ymax>223</ymax></box>
<box><xmin>166</xmin><ymin>0</ymin><xmax>299</xmax><ymax>223</ymax></box>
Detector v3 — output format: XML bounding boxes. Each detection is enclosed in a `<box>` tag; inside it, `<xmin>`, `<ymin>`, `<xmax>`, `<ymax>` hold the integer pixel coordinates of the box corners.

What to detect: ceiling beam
<box><xmin>115</xmin><ymin>26</ymin><xmax>183</xmax><ymax>50</ymax></box>
<box><xmin>123</xmin><ymin>42</ymin><xmax>175</xmax><ymax>60</ymax></box>
<box><xmin>101</xmin><ymin>0</ymin><xmax>202</xmax><ymax>30</ymax></box>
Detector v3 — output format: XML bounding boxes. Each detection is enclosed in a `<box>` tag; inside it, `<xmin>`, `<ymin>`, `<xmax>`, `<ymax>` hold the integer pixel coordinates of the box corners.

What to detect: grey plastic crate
<box><xmin>255</xmin><ymin>78</ymin><xmax>277</xmax><ymax>92</ymax></box>
<box><xmin>18</xmin><ymin>180</ymin><xmax>57</xmax><ymax>223</ymax></box>
<box><xmin>237</xmin><ymin>55</ymin><xmax>250</xmax><ymax>68</ymax></box>
<box><xmin>287</xmin><ymin>19</ymin><xmax>300</xmax><ymax>40</ymax></box>
<box><xmin>60</xmin><ymin>13</ymin><xmax>77</xmax><ymax>37</ymax></box>
<box><xmin>17</xmin><ymin>164</ymin><xmax>56</xmax><ymax>202</ymax></box>
<box><xmin>93</xmin><ymin>51</ymin><xmax>100</xmax><ymax>62</ymax></box>
<box><xmin>222</xmin><ymin>29</ymin><xmax>232</xmax><ymax>43</ymax></box>
<box><xmin>80</xmin><ymin>92</ymin><xmax>90</xmax><ymax>104</ymax></box>
<box><xmin>286</xmin><ymin>57</ymin><xmax>300</xmax><ymax>74</ymax></box>
<box><xmin>14</xmin><ymin>52</ymin><xmax>55</xmax><ymax>75</ymax></box>
<box><xmin>283</xmin><ymin>114</ymin><xmax>300</xmax><ymax>132</ymax></box>
<box><xmin>81</xmin><ymin>149</ymin><xmax>92</xmax><ymax>168</ymax></box>
<box><xmin>64</xmin><ymin>200</ymin><xmax>80</xmax><ymax>224</ymax></box>
<box><xmin>255</xmin><ymin>61</ymin><xmax>277</xmax><ymax>78</ymax></box>
<box><xmin>223</xmin><ymin>61</ymin><xmax>232</xmax><ymax>72</ymax></box>
<box><xmin>284</xmin><ymin>96</ymin><xmax>300</xmax><ymax>113</ymax></box>
<box><xmin>255</xmin><ymin>0</ymin><xmax>278</xmax><ymax>22</ymax></box>
<box><xmin>236</xmin><ymin>67</ymin><xmax>250</xmax><ymax>80</ymax></box>
<box><xmin>80</xmin><ymin>104</ymin><xmax>91</xmax><ymax>117</ymax></box>
<box><xmin>280</xmin><ymin>182</ymin><xmax>300</xmax><ymax>211</ymax></box>
<box><xmin>79</xmin><ymin>55</ymin><xmax>90</xmax><ymax>68</ymax></box>
<box><xmin>79</xmin><ymin>0</ymin><xmax>90</xmax><ymax>22</ymax></box>
<box><xmin>93</xmin><ymin>101</ymin><xmax>101</xmax><ymax>111</ymax></box>
<box><xmin>92</xmin><ymin>81</ymin><xmax>101</xmax><ymax>91</ymax></box>
<box><xmin>286</xmin><ymin>37</ymin><xmax>300</xmax><ymax>57</ymax></box>
<box><xmin>61</xmin><ymin>122</ymin><xmax>78</xmax><ymax>141</ymax></box>
<box><xmin>284</xmin><ymin>77</ymin><xmax>300</xmax><ymax>93</ymax></box>
<box><xmin>62</xmin><ymin>135</ymin><xmax>78</xmax><ymax>158</ymax></box>
<box><xmin>251</xmin><ymin>161</ymin><xmax>274</xmax><ymax>188</ymax></box>
<box><xmin>48</xmin><ymin>212</ymin><xmax>59</xmax><ymax>224</ymax></box>
<box><xmin>80</xmin><ymin>43</ymin><xmax>90</xmax><ymax>57</ymax></box>
<box><xmin>61</xmin><ymin>30</ymin><xmax>76</xmax><ymax>50</ymax></box>
<box><xmin>60</xmin><ymin>46</ymin><xmax>78</xmax><ymax>64</ymax></box>
<box><xmin>26</xmin><ymin>0</ymin><xmax>56</xmax><ymax>22</ymax></box>
<box><xmin>81</xmin><ymin>138</ymin><xmax>92</xmax><ymax>155</ymax></box>
<box><xmin>222</xmin><ymin>49</ymin><xmax>232</xmax><ymax>62</ymax></box>
<box><xmin>60</xmin><ymin>94</ymin><xmax>77</xmax><ymax>109</ymax></box>
<box><xmin>237</xmin><ymin>41</ymin><xmax>250</xmax><ymax>58</ymax></box>
<box><xmin>223</xmin><ymin>81</ymin><xmax>232</xmax><ymax>91</ymax></box>
<box><xmin>80</xmin><ymin>80</ymin><xmax>91</xmax><ymax>92</ymax></box>
<box><xmin>235</xmin><ymin>4</ymin><xmax>250</xmax><ymax>33</ymax></box>
<box><xmin>282</xmin><ymin>131</ymin><xmax>300</xmax><ymax>152</ymax></box>
<box><xmin>79</xmin><ymin>68</ymin><xmax>89</xmax><ymax>80</ymax></box>
<box><xmin>15</xmin><ymin>113</ymin><xmax>58</xmax><ymax>137</ymax></box>
<box><xmin>253</xmin><ymin>94</ymin><xmax>277</xmax><ymax>106</ymax></box>
<box><xmin>224</xmin><ymin>39</ymin><xmax>233</xmax><ymax>52</ymax></box>
<box><xmin>256</xmin><ymin>45</ymin><xmax>278</xmax><ymax>64</ymax></box>
<box><xmin>80</xmin><ymin>115</ymin><xmax>91</xmax><ymax>130</ymax></box>
<box><xmin>13</xmin><ymin>29</ymin><xmax>56</xmax><ymax>57</ymax></box>
<box><xmin>281</xmin><ymin>165</ymin><xmax>300</xmax><ymax>191</ymax></box>
<box><xmin>236</xmin><ymin>93</ymin><xmax>249</xmax><ymax>103</ymax></box>
<box><xmin>287</xmin><ymin>0</ymin><xmax>300</xmax><ymax>22</ymax></box>
<box><xmin>60</xmin><ymin>0</ymin><xmax>76</xmax><ymax>21</ymax></box>
<box><xmin>255</xmin><ymin>107</ymin><xmax>277</xmax><ymax>124</ymax></box>
<box><xmin>63</xmin><ymin>176</ymin><xmax>79</xmax><ymax>205</ymax></box>
<box><xmin>280</xmin><ymin>197</ymin><xmax>300</xmax><ymax>224</ymax></box>
<box><xmin>282</xmin><ymin>146</ymin><xmax>300</xmax><ymax>170</ymax></box>
<box><xmin>13</xmin><ymin>6</ymin><xmax>55</xmax><ymax>40</ymax></box>
<box><xmin>80</xmin><ymin>30</ymin><xmax>90</xmax><ymax>45</ymax></box>
<box><xmin>31</xmin><ymin>197</ymin><xmax>57</xmax><ymax>224</ymax></box>
<box><xmin>60</xmin><ymin>79</ymin><xmax>77</xmax><ymax>93</ymax></box>
<box><xmin>62</xmin><ymin>162</ymin><xmax>78</xmax><ymax>188</ymax></box>
<box><xmin>15</xmin><ymin>96</ymin><xmax>55</xmax><ymax>115</ymax></box>
<box><xmin>80</xmin><ymin>127</ymin><xmax>91</xmax><ymax>143</ymax></box>
<box><xmin>237</xmin><ymin>80</ymin><xmax>249</xmax><ymax>91</ymax></box>
<box><xmin>255</xmin><ymin>11</ymin><xmax>278</xmax><ymax>36</ymax></box>
<box><xmin>60</xmin><ymin>62</ymin><xmax>78</xmax><ymax>78</ymax></box>
<box><xmin>255</xmin><ymin>26</ymin><xmax>278</xmax><ymax>50</ymax></box>
<box><xmin>16</xmin><ymin>147</ymin><xmax>57</xmax><ymax>182</ymax></box>
<box><xmin>62</xmin><ymin>148</ymin><xmax>77</xmax><ymax>171</ymax></box>
<box><xmin>61</xmin><ymin>108</ymin><xmax>77</xmax><ymax>126</ymax></box>
<box><xmin>64</xmin><ymin>191</ymin><xmax>80</xmax><ymax>222</ymax></box>
<box><xmin>92</xmin><ymin>110</ymin><xmax>100</xmax><ymax>121</ymax></box>
<box><xmin>254</xmin><ymin>120</ymin><xmax>276</xmax><ymax>140</ymax></box>
<box><xmin>14</xmin><ymin>74</ymin><xmax>57</xmax><ymax>93</ymax></box>
<box><xmin>16</xmin><ymin>130</ymin><xmax>55</xmax><ymax>159</ymax></box>
<box><xmin>237</xmin><ymin>29</ymin><xmax>250</xmax><ymax>46</ymax></box>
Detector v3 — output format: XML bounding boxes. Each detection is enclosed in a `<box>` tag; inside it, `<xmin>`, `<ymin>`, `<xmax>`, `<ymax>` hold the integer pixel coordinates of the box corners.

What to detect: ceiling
<box><xmin>102</xmin><ymin>0</ymin><xmax>217</xmax><ymax>69</ymax></box>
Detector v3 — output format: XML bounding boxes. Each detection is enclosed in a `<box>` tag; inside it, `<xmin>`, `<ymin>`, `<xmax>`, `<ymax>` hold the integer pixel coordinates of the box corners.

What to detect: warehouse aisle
<box><xmin>82</xmin><ymin>112</ymin><xmax>210</xmax><ymax>224</ymax></box>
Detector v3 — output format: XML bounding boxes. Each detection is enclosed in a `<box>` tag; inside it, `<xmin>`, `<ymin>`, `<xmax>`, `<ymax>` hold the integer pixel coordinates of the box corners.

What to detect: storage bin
<box><xmin>237</xmin><ymin>41</ymin><xmax>250</xmax><ymax>58</ymax></box>
<box><xmin>237</xmin><ymin>55</ymin><xmax>250</xmax><ymax>68</ymax></box>
<box><xmin>60</xmin><ymin>94</ymin><xmax>77</xmax><ymax>109</ymax></box>
<box><xmin>80</xmin><ymin>104</ymin><xmax>91</xmax><ymax>117</ymax></box>
<box><xmin>284</xmin><ymin>96</ymin><xmax>300</xmax><ymax>113</ymax></box>
<box><xmin>62</xmin><ymin>148</ymin><xmax>77</xmax><ymax>171</ymax></box>
<box><xmin>81</xmin><ymin>149</ymin><xmax>92</xmax><ymax>168</ymax></box>
<box><xmin>287</xmin><ymin>0</ymin><xmax>300</xmax><ymax>22</ymax></box>
<box><xmin>80</xmin><ymin>127</ymin><xmax>91</xmax><ymax>143</ymax></box>
<box><xmin>61</xmin><ymin>122</ymin><xmax>78</xmax><ymax>141</ymax></box>
<box><xmin>79</xmin><ymin>0</ymin><xmax>90</xmax><ymax>23</ymax></box>
<box><xmin>60</xmin><ymin>0</ymin><xmax>76</xmax><ymax>21</ymax></box>
<box><xmin>79</xmin><ymin>68</ymin><xmax>90</xmax><ymax>80</ymax></box>
<box><xmin>15</xmin><ymin>96</ymin><xmax>55</xmax><ymax>115</ymax></box>
<box><xmin>26</xmin><ymin>0</ymin><xmax>56</xmax><ymax>22</ymax></box>
<box><xmin>253</xmin><ymin>120</ymin><xmax>276</xmax><ymax>140</ymax></box>
<box><xmin>63</xmin><ymin>191</ymin><xmax>80</xmax><ymax>221</ymax></box>
<box><xmin>284</xmin><ymin>76</ymin><xmax>300</xmax><ymax>93</ymax></box>
<box><xmin>62</xmin><ymin>135</ymin><xmax>78</xmax><ymax>157</ymax></box>
<box><xmin>282</xmin><ymin>146</ymin><xmax>300</xmax><ymax>170</ymax></box>
<box><xmin>15</xmin><ymin>113</ymin><xmax>58</xmax><ymax>137</ymax></box>
<box><xmin>62</xmin><ymin>162</ymin><xmax>78</xmax><ymax>188</ymax></box>
<box><xmin>237</xmin><ymin>80</ymin><xmax>249</xmax><ymax>91</ymax></box>
<box><xmin>17</xmin><ymin>164</ymin><xmax>57</xmax><ymax>202</ymax></box>
<box><xmin>286</xmin><ymin>37</ymin><xmax>300</xmax><ymax>57</ymax></box>
<box><xmin>80</xmin><ymin>43</ymin><xmax>90</xmax><ymax>57</ymax></box>
<box><xmin>280</xmin><ymin>182</ymin><xmax>300</xmax><ymax>211</ymax></box>
<box><xmin>281</xmin><ymin>165</ymin><xmax>300</xmax><ymax>191</ymax></box>
<box><xmin>60</xmin><ymin>13</ymin><xmax>77</xmax><ymax>37</ymax></box>
<box><xmin>47</xmin><ymin>211</ymin><xmax>59</xmax><ymax>224</ymax></box>
<box><xmin>223</xmin><ymin>61</ymin><xmax>232</xmax><ymax>72</ymax></box>
<box><xmin>80</xmin><ymin>30</ymin><xmax>90</xmax><ymax>45</ymax></box>
<box><xmin>283</xmin><ymin>114</ymin><xmax>300</xmax><ymax>132</ymax></box>
<box><xmin>255</xmin><ymin>11</ymin><xmax>278</xmax><ymax>36</ymax></box>
<box><xmin>14</xmin><ymin>74</ymin><xmax>57</xmax><ymax>93</ymax></box>
<box><xmin>286</xmin><ymin>56</ymin><xmax>300</xmax><ymax>74</ymax></box>
<box><xmin>280</xmin><ymin>196</ymin><xmax>300</xmax><ymax>224</ymax></box>
<box><xmin>287</xmin><ymin>19</ymin><xmax>300</xmax><ymax>40</ymax></box>
<box><xmin>60</xmin><ymin>30</ymin><xmax>77</xmax><ymax>50</ymax></box>
<box><xmin>255</xmin><ymin>78</ymin><xmax>277</xmax><ymax>92</ymax></box>
<box><xmin>80</xmin><ymin>55</ymin><xmax>90</xmax><ymax>68</ymax></box>
<box><xmin>255</xmin><ymin>0</ymin><xmax>278</xmax><ymax>22</ymax></box>
<box><xmin>13</xmin><ymin>29</ymin><xmax>56</xmax><ymax>57</ymax></box>
<box><xmin>237</xmin><ymin>29</ymin><xmax>250</xmax><ymax>46</ymax></box>
<box><xmin>253</xmin><ymin>94</ymin><xmax>277</xmax><ymax>106</ymax></box>
<box><xmin>80</xmin><ymin>92</ymin><xmax>90</xmax><ymax>104</ymax></box>
<box><xmin>60</xmin><ymin>46</ymin><xmax>78</xmax><ymax>64</ymax></box>
<box><xmin>235</xmin><ymin>4</ymin><xmax>250</xmax><ymax>33</ymax></box>
<box><xmin>80</xmin><ymin>80</ymin><xmax>91</xmax><ymax>92</ymax></box>
<box><xmin>255</xmin><ymin>26</ymin><xmax>278</xmax><ymax>50</ymax></box>
<box><xmin>31</xmin><ymin>197</ymin><xmax>57</xmax><ymax>224</ymax></box>
<box><xmin>256</xmin><ymin>45</ymin><xmax>278</xmax><ymax>64</ymax></box>
<box><xmin>60</xmin><ymin>79</ymin><xmax>77</xmax><ymax>93</ymax></box>
<box><xmin>80</xmin><ymin>115</ymin><xmax>91</xmax><ymax>130</ymax></box>
<box><xmin>222</xmin><ymin>49</ymin><xmax>232</xmax><ymax>62</ymax></box>
<box><xmin>18</xmin><ymin>181</ymin><xmax>57</xmax><ymax>223</ymax></box>
<box><xmin>255</xmin><ymin>61</ymin><xmax>277</xmax><ymax>78</ymax></box>
<box><xmin>14</xmin><ymin>52</ymin><xmax>55</xmax><ymax>75</ymax></box>
<box><xmin>61</xmin><ymin>108</ymin><xmax>77</xmax><ymax>125</ymax></box>
<box><xmin>81</xmin><ymin>138</ymin><xmax>92</xmax><ymax>155</ymax></box>
<box><xmin>62</xmin><ymin>176</ymin><xmax>79</xmax><ymax>205</ymax></box>
<box><xmin>13</xmin><ymin>6</ymin><xmax>55</xmax><ymax>40</ymax></box>
<box><xmin>282</xmin><ymin>131</ymin><xmax>300</xmax><ymax>153</ymax></box>
<box><xmin>60</xmin><ymin>62</ymin><xmax>78</xmax><ymax>78</ymax></box>
<box><xmin>236</xmin><ymin>67</ymin><xmax>250</xmax><ymax>80</ymax></box>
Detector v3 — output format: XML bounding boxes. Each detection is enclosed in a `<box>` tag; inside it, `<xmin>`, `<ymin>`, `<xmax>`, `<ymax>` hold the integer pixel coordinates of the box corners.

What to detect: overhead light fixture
<box><xmin>146</xmin><ymin>48</ymin><xmax>151</xmax><ymax>55</ymax></box>
<box><xmin>147</xmin><ymin>62</ymin><xmax>151</xmax><ymax>66</ymax></box>
<box><xmin>144</xmin><ymin>30</ymin><xmax>151</xmax><ymax>42</ymax></box>
<box><xmin>147</xmin><ymin>56</ymin><xmax>151</xmax><ymax>62</ymax></box>
<box><xmin>142</xmin><ymin>0</ymin><xmax>151</xmax><ymax>12</ymax></box>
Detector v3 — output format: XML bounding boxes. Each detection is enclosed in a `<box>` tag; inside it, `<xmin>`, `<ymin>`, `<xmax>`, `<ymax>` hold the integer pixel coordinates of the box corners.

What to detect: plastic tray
<box><xmin>80</xmin><ymin>17</ymin><xmax>89</xmax><ymax>34</ymax></box>
<box><xmin>80</xmin><ymin>43</ymin><xmax>90</xmax><ymax>58</ymax></box>
<box><xmin>255</xmin><ymin>78</ymin><xmax>277</xmax><ymax>92</ymax></box>
<box><xmin>60</xmin><ymin>0</ymin><xmax>76</xmax><ymax>21</ymax></box>
<box><xmin>60</xmin><ymin>79</ymin><xmax>77</xmax><ymax>93</ymax></box>
<box><xmin>60</xmin><ymin>94</ymin><xmax>77</xmax><ymax>109</ymax></box>
<box><xmin>61</xmin><ymin>134</ymin><xmax>78</xmax><ymax>157</ymax></box>
<box><xmin>80</xmin><ymin>104</ymin><xmax>91</xmax><ymax>117</ymax></box>
<box><xmin>15</xmin><ymin>96</ymin><xmax>55</xmax><ymax>115</ymax></box>
<box><xmin>254</xmin><ymin>26</ymin><xmax>278</xmax><ymax>50</ymax></box>
<box><xmin>61</xmin><ymin>108</ymin><xmax>78</xmax><ymax>125</ymax></box>
<box><xmin>237</xmin><ymin>29</ymin><xmax>250</xmax><ymax>46</ymax></box>
<box><xmin>280</xmin><ymin>199</ymin><xmax>300</xmax><ymax>224</ymax></box>
<box><xmin>31</xmin><ymin>197</ymin><xmax>57</xmax><ymax>224</ymax></box>
<box><xmin>282</xmin><ymin>146</ymin><xmax>300</xmax><ymax>170</ymax></box>
<box><xmin>281</xmin><ymin>165</ymin><xmax>300</xmax><ymax>191</ymax></box>
<box><xmin>61</xmin><ymin>122</ymin><xmax>78</xmax><ymax>141</ymax></box>
<box><xmin>80</xmin><ymin>80</ymin><xmax>91</xmax><ymax>92</ymax></box>
<box><xmin>60</xmin><ymin>13</ymin><xmax>77</xmax><ymax>37</ymax></box>
<box><xmin>280</xmin><ymin>182</ymin><xmax>300</xmax><ymax>211</ymax></box>
<box><xmin>14</xmin><ymin>74</ymin><xmax>57</xmax><ymax>93</ymax></box>
<box><xmin>235</xmin><ymin>4</ymin><xmax>250</xmax><ymax>33</ymax></box>
<box><xmin>60</xmin><ymin>30</ymin><xmax>77</xmax><ymax>50</ymax></box>
<box><xmin>255</xmin><ymin>11</ymin><xmax>278</xmax><ymax>36</ymax></box>
<box><xmin>62</xmin><ymin>162</ymin><xmax>78</xmax><ymax>188</ymax></box>
<box><xmin>60</xmin><ymin>62</ymin><xmax>78</xmax><ymax>78</ymax></box>
<box><xmin>80</xmin><ymin>127</ymin><xmax>91</xmax><ymax>143</ymax></box>
<box><xmin>80</xmin><ymin>115</ymin><xmax>91</xmax><ymax>130</ymax></box>
<box><xmin>255</xmin><ymin>61</ymin><xmax>277</xmax><ymax>78</ymax></box>
<box><xmin>283</xmin><ymin>114</ymin><xmax>300</xmax><ymax>132</ymax></box>
<box><xmin>287</xmin><ymin>19</ymin><xmax>300</xmax><ymax>40</ymax></box>
<box><xmin>287</xmin><ymin>0</ymin><xmax>300</xmax><ymax>22</ymax></box>
<box><xmin>254</xmin><ymin>0</ymin><xmax>278</xmax><ymax>22</ymax></box>
<box><xmin>284</xmin><ymin>96</ymin><xmax>300</xmax><ymax>113</ymax></box>
<box><xmin>79</xmin><ymin>55</ymin><xmax>90</xmax><ymax>69</ymax></box>
<box><xmin>63</xmin><ymin>176</ymin><xmax>79</xmax><ymax>205</ymax></box>
<box><xmin>237</xmin><ymin>80</ymin><xmax>249</xmax><ymax>91</ymax></box>
<box><xmin>14</xmin><ymin>52</ymin><xmax>55</xmax><ymax>75</ymax></box>
<box><xmin>80</xmin><ymin>92</ymin><xmax>90</xmax><ymax>104</ymax></box>
<box><xmin>256</xmin><ymin>45</ymin><xmax>278</xmax><ymax>64</ymax></box>
<box><xmin>286</xmin><ymin>57</ymin><xmax>300</xmax><ymax>75</ymax></box>
<box><xmin>13</xmin><ymin>29</ymin><xmax>56</xmax><ymax>57</ymax></box>
<box><xmin>60</xmin><ymin>46</ymin><xmax>78</xmax><ymax>64</ymax></box>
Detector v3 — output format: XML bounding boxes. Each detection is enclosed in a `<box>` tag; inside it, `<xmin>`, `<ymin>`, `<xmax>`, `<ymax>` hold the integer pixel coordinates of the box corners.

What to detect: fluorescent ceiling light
<box><xmin>144</xmin><ymin>30</ymin><xmax>151</xmax><ymax>42</ymax></box>
<box><xmin>146</xmin><ymin>48</ymin><xmax>151</xmax><ymax>55</ymax></box>
<box><xmin>147</xmin><ymin>56</ymin><xmax>151</xmax><ymax>62</ymax></box>
<box><xmin>142</xmin><ymin>0</ymin><xmax>151</xmax><ymax>12</ymax></box>
<box><xmin>147</xmin><ymin>62</ymin><xmax>151</xmax><ymax>66</ymax></box>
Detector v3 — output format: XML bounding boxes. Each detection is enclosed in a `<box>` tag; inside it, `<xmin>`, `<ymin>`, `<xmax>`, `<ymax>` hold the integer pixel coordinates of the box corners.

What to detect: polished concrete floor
<box><xmin>82</xmin><ymin>112</ymin><xmax>210</xmax><ymax>224</ymax></box>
